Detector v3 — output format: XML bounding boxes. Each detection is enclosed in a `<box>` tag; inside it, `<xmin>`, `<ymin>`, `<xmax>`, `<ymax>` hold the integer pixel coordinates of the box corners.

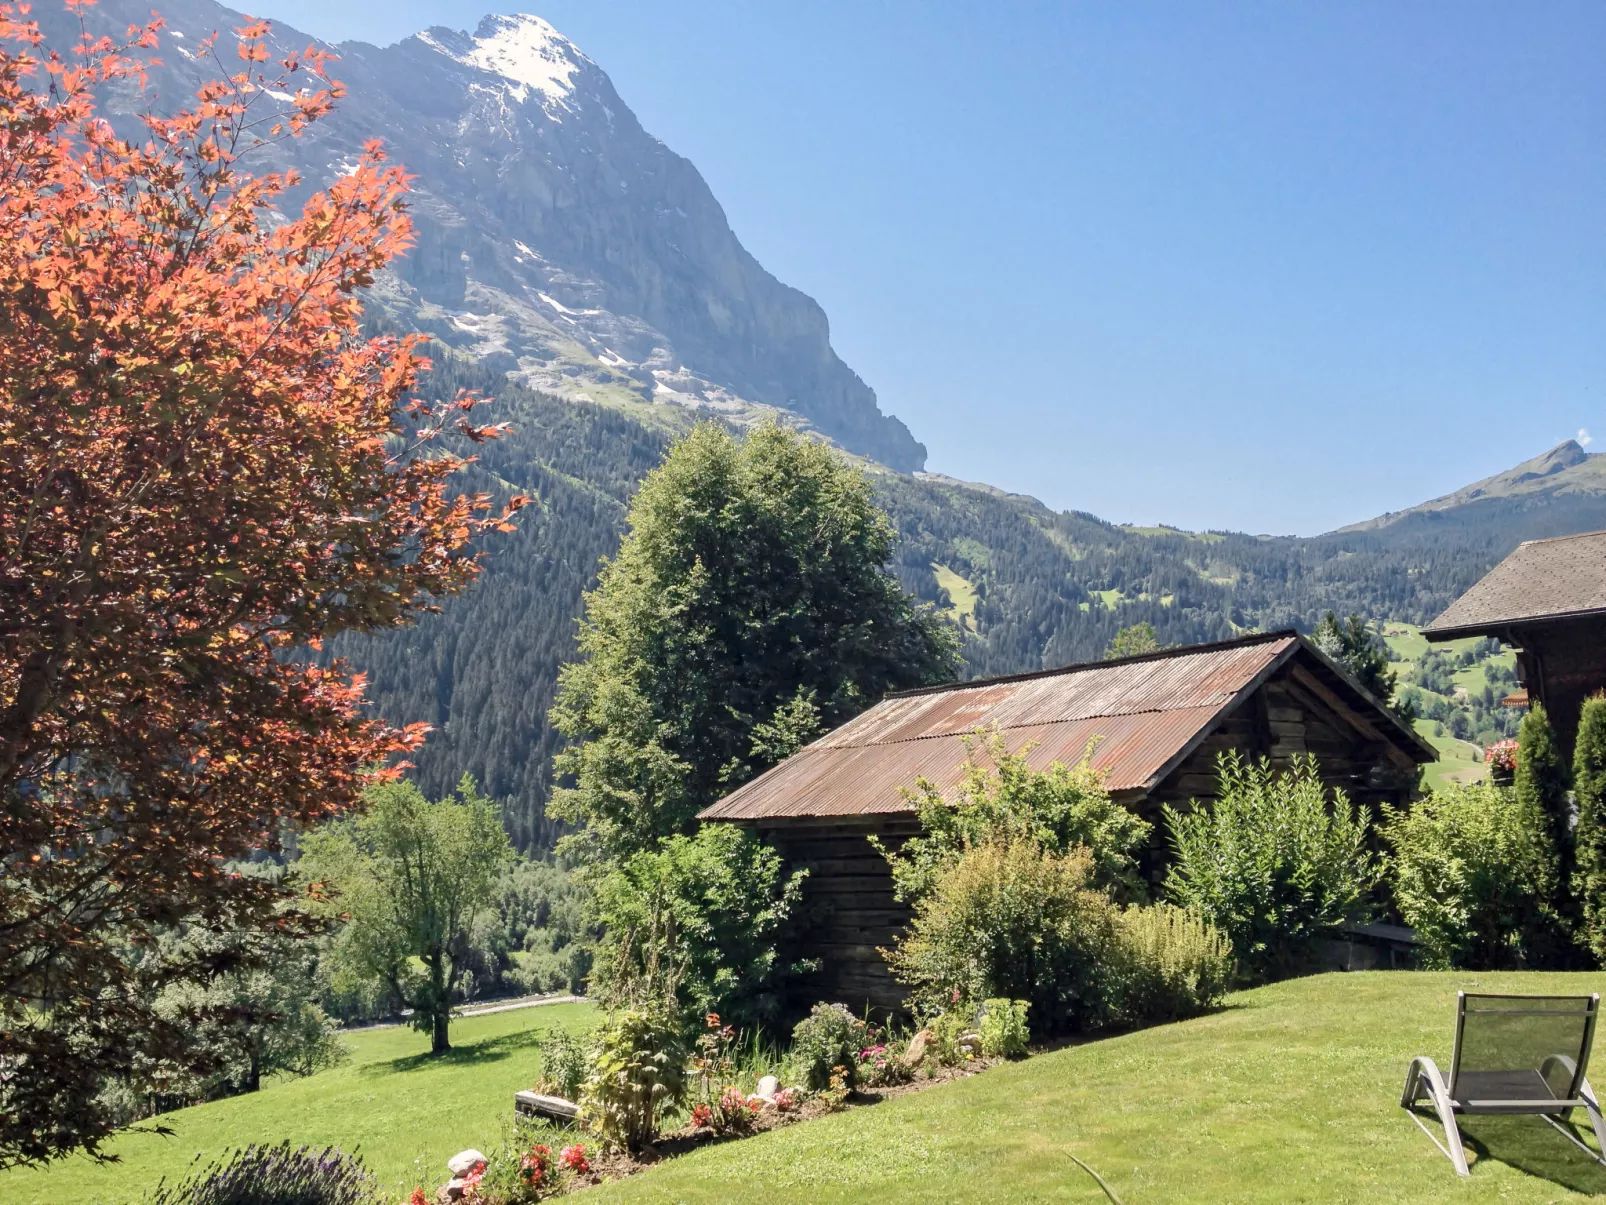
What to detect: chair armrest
<box><xmin>1403</xmin><ymin>1056</ymin><xmax>1452</xmax><ymax>1109</ymax></box>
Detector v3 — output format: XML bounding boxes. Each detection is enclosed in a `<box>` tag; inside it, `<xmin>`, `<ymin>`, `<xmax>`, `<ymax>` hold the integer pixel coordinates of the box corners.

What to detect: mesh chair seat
<box><xmin>1453</xmin><ymin>1069</ymin><xmax>1578</xmax><ymax>1110</ymax></box>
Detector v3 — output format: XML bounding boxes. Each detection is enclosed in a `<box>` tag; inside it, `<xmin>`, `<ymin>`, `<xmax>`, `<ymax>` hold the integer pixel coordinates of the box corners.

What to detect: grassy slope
<box><xmin>3</xmin><ymin>1003</ymin><xmax>597</xmax><ymax>1205</ymax></box>
<box><xmin>932</xmin><ymin>562</ymin><xmax>978</xmax><ymax>627</ymax></box>
<box><xmin>598</xmin><ymin>972</ymin><xmax>1606</xmax><ymax>1205</ymax></box>
<box><xmin>1383</xmin><ymin>622</ymin><xmax>1496</xmax><ymax>791</ymax></box>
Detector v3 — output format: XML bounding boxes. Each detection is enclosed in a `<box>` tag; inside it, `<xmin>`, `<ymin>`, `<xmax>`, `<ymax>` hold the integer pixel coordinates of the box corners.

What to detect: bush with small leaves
<box><xmin>887</xmin><ymin>840</ymin><xmax>1122</xmax><ymax>1035</ymax></box>
<box><xmin>578</xmin><ymin>1009</ymin><xmax>689</xmax><ymax>1152</ymax></box>
<box><xmin>144</xmin><ymin>1143</ymin><xmax>380</xmax><ymax>1205</ymax></box>
<box><xmin>1114</xmin><ymin>903</ymin><xmax>1234</xmax><ymax>1023</ymax></box>
<box><xmin>1165</xmin><ymin>753</ymin><xmax>1374</xmax><ymax>982</ymax></box>
<box><xmin>1383</xmin><ymin>783</ymin><xmax>1566</xmax><ymax>969</ymax></box>
<box><xmin>977</xmin><ymin>998</ymin><xmax>1030</xmax><ymax>1057</ymax></box>
<box><xmin>789</xmin><ymin>1003</ymin><xmax>871</xmax><ymax>1091</ymax></box>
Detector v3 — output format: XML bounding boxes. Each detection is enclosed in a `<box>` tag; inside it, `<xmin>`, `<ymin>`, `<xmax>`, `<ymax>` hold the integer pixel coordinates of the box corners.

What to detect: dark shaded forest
<box><xmin>334</xmin><ymin>359</ymin><xmax>1606</xmax><ymax>851</ymax></box>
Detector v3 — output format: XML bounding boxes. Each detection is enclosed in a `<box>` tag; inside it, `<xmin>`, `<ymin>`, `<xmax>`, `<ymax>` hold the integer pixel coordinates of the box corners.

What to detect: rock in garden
<box><xmin>755</xmin><ymin>1075</ymin><xmax>781</xmax><ymax>1101</ymax></box>
<box><xmin>514</xmin><ymin>1090</ymin><xmax>580</xmax><ymax>1121</ymax></box>
<box><xmin>446</xmin><ymin>1149</ymin><xmax>487</xmax><ymax>1176</ymax></box>
<box><xmin>442</xmin><ymin>1177</ymin><xmax>468</xmax><ymax>1201</ymax></box>
<box><xmin>902</xmin><ymin>1029</ymin><xmax>934</xmax><ymax>1067</ymax></box>
<box><xmin>957</xmin><ymin>1032</ymin><xmax>983</xmax><ymax>1054</ymax></box>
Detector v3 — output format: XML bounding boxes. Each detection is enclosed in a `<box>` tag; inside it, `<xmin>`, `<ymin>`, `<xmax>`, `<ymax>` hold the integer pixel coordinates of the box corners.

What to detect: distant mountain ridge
<box><xmin>1340</xmin><ymin>440</ymin><xmax>1606</xmax><ymax>533</ymax></box>
<box><xmin>39</xmin><ymin>2</ymin><xmax>925</xmax><ymax>470</ymax></box>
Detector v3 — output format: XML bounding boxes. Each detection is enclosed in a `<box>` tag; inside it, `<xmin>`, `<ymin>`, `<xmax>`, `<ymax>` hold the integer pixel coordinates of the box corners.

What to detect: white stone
<box><xmin>755</xmin><ymin>1074</ymin><xmax>781</xmax><ymax>1100</ymax></box>
<box><xmin>446</xmin><ymin>1149</ymin><xmax>487</xmax><ymax>1176</ymax></box>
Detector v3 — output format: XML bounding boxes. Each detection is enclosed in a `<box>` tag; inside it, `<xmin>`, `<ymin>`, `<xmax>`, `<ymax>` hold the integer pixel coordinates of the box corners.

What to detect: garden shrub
<box><xmin>689</xmin><ymin>1086</ymin><xmax>762</xmax><ymax>1135</ymax></box>
<box><xmin>1383</xmin><ymin>783</ymin><xmax>1566</xmax><ymax>969</ymax></box>
<box><xmin>1164</xmin><ymin>753</ymin><xmax>1374</xmax><ymax>981</ymax></box>
<box><xmin>578</xmin><ymin>1009</ymin><xmax>689</xmax><ymax>1152</ymax></box>
<box><xmin>882</xmin><ymin>731</ymin><xmax>1151</xmax><ymax>904</ymax></box>
<box><xmin>1114</xmin><ymin>903</ymin><xmax>1233</xmax><ymax>1023</ymax></box>
<box><xmin>887</xmin><ymin>839</ymin><xmax>1121</xmax><ymax>1035</ymax></box>
<box><xmin>535</xmin><ymin>1027</ymin><xmax>589</xmax><ymax>1101</ymax></box>
<box><xmin>145</xmin><ymin>1143</ymin><xmax>379</xmax><ymax>1205</ymax></box>
<box><xmin>976</xmin><ymin>998</ymin><xmax>1030</xmax><ymax>1057</ymax></box>
<box><xmin>856</xmin><ymin>1034</ymin><xmax>915</xmax><ymax>1087</ymax></box>
<box><xmin>589</xmin><ymin>823</ymin><xmax>810</xmax><ymax>1029</ymax></box>
<box><xmin>789</xmin><ymin>1002</ymin><xmax>871</xmax><ymax>1090</ymax></box>
<box><xmin>1574</xmin><ymin>694</ymin><xmax>1606</xmax><ymax>963</ymax></box>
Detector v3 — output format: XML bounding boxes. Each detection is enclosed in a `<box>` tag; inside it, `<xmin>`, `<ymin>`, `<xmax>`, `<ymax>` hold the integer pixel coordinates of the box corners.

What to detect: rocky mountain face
<box><xmin>39</xmin><ymin>2</ymin><xmax>925</xmax><ymax>470</ymax></box>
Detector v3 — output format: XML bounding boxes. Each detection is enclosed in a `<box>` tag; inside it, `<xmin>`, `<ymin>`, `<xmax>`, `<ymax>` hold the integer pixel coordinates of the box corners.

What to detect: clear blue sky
<box><xmin>256</xmin><ymin>1</ymin><xmax>1603</xmax><ymax>535</ymax></box>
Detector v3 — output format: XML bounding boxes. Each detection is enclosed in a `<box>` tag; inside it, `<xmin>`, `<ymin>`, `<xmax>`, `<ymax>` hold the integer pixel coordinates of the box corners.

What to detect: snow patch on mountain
<box><xmin>419</xmin><ymin>14</ymin><xmax>589</xmax><ymax>113</ymax></box>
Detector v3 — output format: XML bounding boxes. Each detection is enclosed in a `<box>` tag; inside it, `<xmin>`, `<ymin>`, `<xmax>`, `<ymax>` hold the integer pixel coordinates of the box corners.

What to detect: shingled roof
<box><xmin>1424</xmin><ymin>530</ymin><xmax>1606</xmax><ymax>639</ymax></box>
<box><xmin>698</xmin><ymin>631</ymin><xmax>1429</xmax><ymax>822</ymax></box>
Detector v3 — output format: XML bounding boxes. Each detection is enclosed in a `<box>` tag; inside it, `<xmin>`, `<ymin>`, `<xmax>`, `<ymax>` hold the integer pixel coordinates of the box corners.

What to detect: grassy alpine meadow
<box><xmin>597</xmin><ymin>972</ymin><xmax>1606</xmax><ymax>1205</ymax></box>
<box><xmin>2</xmin><ymin>1002</ymin><xmax>597</xmax><ymax>1205</ymax></box>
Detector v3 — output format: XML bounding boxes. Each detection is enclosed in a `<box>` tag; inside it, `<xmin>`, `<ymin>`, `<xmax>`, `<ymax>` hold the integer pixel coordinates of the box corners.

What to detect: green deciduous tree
<box><xmin>1572</xmin><ymin>694</ymin><xmax>1606</xmax><ymax>964</ymax></box>
<box><xmin>550</xmin><ymin>422</ymin><xmax>958</xmax><ymax>856</ymax></box>
<box><xmin>297</xmin><ymin>777</ymin><xmax>512</xmax><ymax>1053</ymax></box>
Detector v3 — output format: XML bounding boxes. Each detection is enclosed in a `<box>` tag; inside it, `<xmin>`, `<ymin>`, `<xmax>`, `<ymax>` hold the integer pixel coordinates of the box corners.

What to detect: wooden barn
<box><xmin>1425</xmin><ymin>529</ymin><xmax>1606</xmax><ymax>760</ymax></box>
<box><xmin>697</xmin><ymin>630</ymin><xmax>1434</xmax><ymax>1015</ymax></box>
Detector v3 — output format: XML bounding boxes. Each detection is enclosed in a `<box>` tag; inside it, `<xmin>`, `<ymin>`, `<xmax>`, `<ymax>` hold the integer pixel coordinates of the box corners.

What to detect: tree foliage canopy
<box><xmin>1573</xmin><ymin>695</ymin><xmax>1606</xmax><ymax>963</ymax></box>
<box><xmin>297</xmin><ymin>777</ymin><xmax>513</xmax><ymax>1053</ymax></box>
<box><xmin>0</xmin><ymin>10</ymin><xmax>520</xmax><ymax>1166</ymax></box>
<box><xmin>550</xmin><ymin>422</ymin><xmax>957</xmax><ymax>855</ymax></box>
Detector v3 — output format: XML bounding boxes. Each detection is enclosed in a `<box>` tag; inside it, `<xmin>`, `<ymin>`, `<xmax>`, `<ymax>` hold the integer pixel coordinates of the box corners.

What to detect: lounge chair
<box><xmin>1402</xmin><ymin>991</ymin><xmax>1606</xmax><ymax>1175</ymax></box>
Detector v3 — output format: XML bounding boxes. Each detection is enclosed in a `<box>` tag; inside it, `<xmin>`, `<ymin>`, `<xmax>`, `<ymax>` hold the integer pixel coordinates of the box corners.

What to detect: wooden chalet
<box><xmin>697</xmin><ymin>631</ymin><xmax>1434</xmax><ymax>1015</ymax></box>
<box><xmin>1424</xmin><ymin>530</ymin><xmax>1606</xmax><ymax>760</ymax></box>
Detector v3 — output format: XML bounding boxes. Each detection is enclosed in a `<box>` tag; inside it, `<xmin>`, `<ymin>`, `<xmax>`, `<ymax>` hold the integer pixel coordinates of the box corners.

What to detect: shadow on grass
<box><xmin>1458</xmin><ymin>1114</ymin><xmax>1606</xmax><ymax>1195</ymax></box>
<box><xmin>363</xmin><ymin>1027</ymin><xmax>544</xmax><ymax>1078</ymax></box>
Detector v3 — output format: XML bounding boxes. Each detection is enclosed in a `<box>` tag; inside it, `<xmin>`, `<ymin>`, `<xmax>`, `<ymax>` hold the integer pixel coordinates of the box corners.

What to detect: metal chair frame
<box><xmin>1402</xmin><ymin>991</ymin><xmax>1606</xmax><ymax>1176</ymax></box>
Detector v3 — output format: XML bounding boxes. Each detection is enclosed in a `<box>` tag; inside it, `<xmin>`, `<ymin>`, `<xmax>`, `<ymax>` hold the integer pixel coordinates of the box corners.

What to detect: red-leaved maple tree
<box><xmin>0</xmin><ymin>2</ymin><xmax>524</xmax><ymax>1165</ymax></box>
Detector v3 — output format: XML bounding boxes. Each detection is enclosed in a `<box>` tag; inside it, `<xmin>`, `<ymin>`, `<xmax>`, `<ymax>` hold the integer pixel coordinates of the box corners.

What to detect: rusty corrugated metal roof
<box><xmin>699</xmin><ymin>632</ymin><xmax>1300</xmax><ymax>821</ymax></box>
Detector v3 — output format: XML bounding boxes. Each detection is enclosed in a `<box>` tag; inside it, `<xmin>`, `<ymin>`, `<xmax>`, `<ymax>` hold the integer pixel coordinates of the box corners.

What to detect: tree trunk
<box><xmin>431</xmin><ymin>1007</ymin><xmax>450</xmax><ymax>1054</ymax></box>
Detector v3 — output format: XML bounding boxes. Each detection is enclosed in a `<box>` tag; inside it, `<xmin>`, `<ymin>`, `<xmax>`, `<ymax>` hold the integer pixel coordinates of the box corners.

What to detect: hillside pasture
<box><xmin>2</xmin><ymin>1003</ymin><xmax>597</xmax><ymax>1205</ymax></box>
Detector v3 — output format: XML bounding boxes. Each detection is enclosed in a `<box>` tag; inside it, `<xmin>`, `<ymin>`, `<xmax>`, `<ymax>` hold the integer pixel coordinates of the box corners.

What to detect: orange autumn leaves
<box><xmin>0</xmin><ymin>2</ymin><xmax>523</xmax><ymax>1163</ymax></box>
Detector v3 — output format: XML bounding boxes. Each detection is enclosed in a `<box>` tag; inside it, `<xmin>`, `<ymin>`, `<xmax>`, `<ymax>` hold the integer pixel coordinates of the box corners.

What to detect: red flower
<box><xmin>409</xmin><ymin>1190</ymin><xmax>429</xmax><ymax>1205</ymax></box>
<box><xmin>560</xmin><ymin>1143</ymin><xmax>591</xmax><ymax>1174</ymax></box>
<box><xmin>691</xmin><ymin>1103</ymin><xmax>714</xmax><ymax>1128</ymax></box>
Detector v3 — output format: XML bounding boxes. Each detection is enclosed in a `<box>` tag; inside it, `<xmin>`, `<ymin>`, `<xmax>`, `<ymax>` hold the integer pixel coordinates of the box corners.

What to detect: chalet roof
<box><xmin>1424</xmin><ymin>530</ymin><xmax>1606</xmax><ymax>640</ymax></box>
<box><xmin>697</xmin><ymin>631</ymin><xmax>1432</xmax><ymax>823</ymax></box>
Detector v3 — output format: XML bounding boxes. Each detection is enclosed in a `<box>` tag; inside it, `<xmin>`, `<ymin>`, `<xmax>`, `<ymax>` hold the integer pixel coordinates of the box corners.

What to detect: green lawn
<box><xmin>3</xmin><ymin>1003</ymin><xmax>597</xmax><ymax>1205</ymax></box>
<box><xmin>596</xmin><ymin>972</ymin><xmax>1606</xmax><ymax>1205</ymax></box>
<box><xmin>22</xmin><ymin>975</ymin><xmax>1606</xmax><ymax>1204</ymax></box>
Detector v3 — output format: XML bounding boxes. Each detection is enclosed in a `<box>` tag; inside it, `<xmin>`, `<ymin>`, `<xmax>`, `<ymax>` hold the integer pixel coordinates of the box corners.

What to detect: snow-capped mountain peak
<box><xmin>418</xmin><ymin>14</ymin><xmax>591</xmax><ymax>112</ymax></box>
